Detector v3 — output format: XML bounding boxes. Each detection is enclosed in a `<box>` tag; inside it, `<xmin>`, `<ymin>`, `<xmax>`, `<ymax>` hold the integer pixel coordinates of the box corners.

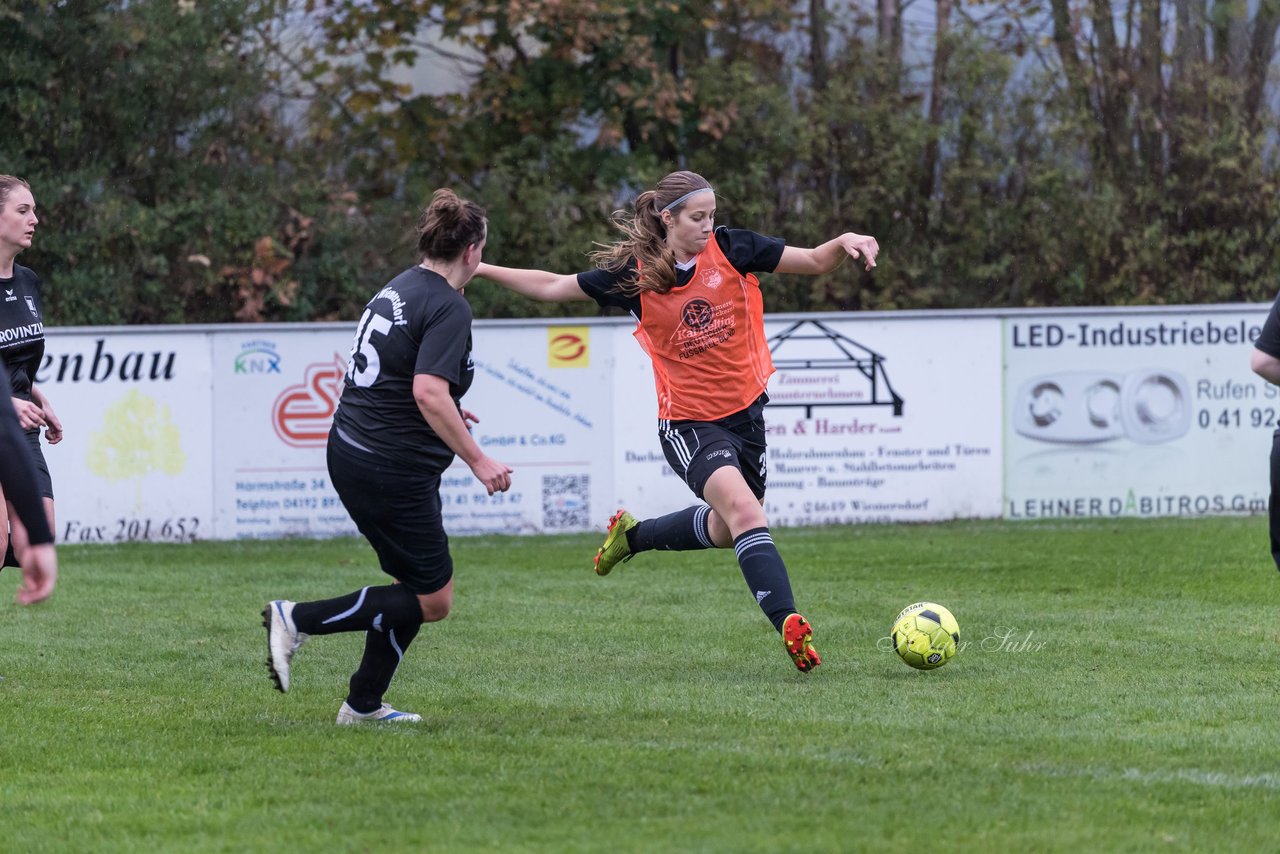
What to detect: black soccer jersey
<box><xmin>333</xmin><ymin>266</ymin><xmax>474</xmax><ymax>469</ymax></box>
<box><xmin>576</xmin><ymin>227</ymin><xmax>785</xmax><ymax>316</ymax></box>
<box><xmin>1258</xmin><ymin>293</ymin><xmax>1280</xmax><ymax>359</ymax></box>
<box><xmin>0</xmin><ymin>264</ymin><xmax>45</xmax><ymax>400</ymax></box>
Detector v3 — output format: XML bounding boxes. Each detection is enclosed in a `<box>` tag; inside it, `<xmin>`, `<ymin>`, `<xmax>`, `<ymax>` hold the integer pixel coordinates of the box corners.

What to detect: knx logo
<box><xmin>235</xmin><ymin>340</ymin><xmax>282</xmax><ymax>375</ymax></box>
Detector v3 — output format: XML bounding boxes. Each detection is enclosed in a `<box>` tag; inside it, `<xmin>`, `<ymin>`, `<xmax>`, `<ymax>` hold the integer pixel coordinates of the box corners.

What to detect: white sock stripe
<box><xmin>694</xmin><ymin>505</ymin><xmax>714</xmax><ymax>548</ymax></box>
<box><xmin>389</xmin><ymin>628</ymin><xmax>405</xmax><ymax>662</ymax></box>
<box><xmin>734</xmin><ymin>532</ymin><xmax>774</xmax><ymax>557</ymax></box>
<box><xmin>322</xmin><ymin>586</ymin><xmax>370</xmax><ymax>625</ymax></box>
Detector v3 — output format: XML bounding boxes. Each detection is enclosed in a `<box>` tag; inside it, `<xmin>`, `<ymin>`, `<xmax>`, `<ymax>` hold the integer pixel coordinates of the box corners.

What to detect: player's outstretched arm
<box><xmin>775</xmin><ymin>232</ymin><xmax>879</xmax><ymax>275</ymax></box>
<box><xmin>474</xmin><ymin>262</ymin><xmax>590</xmax><ymax>303</ymax></box>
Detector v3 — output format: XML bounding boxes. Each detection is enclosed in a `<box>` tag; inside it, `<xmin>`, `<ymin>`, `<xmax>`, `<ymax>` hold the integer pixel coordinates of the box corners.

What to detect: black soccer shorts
<box><xmin>327</xmin><ymin>431</ymin><xmax>454</xmax><ymax>595</ymax></box>
<box><xmin>658</xmin><ymin>394</ymin><xmax>769</xmax><ymax>501</ymax></box>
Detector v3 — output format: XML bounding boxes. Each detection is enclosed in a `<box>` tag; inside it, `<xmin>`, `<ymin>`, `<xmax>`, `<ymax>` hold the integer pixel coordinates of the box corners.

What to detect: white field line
<box><xmin>1018</xmin><ymin>762</ymin><xmax>1280</xmax><ymax>791</ymax></box>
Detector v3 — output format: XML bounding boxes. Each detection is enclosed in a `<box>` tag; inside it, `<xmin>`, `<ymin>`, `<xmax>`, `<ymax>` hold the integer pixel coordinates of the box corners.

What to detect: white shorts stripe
<box><xmin>662</xmin><ymin>425</ymin><xmax>694</xmax><ymax>469</ymax></box>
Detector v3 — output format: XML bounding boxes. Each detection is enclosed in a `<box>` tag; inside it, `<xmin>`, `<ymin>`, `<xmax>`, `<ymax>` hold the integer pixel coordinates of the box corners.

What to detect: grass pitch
<box><xmin>2</xmin><ymin>517</ymin><xmax>1278</xmax><ymax>852</ymax></box>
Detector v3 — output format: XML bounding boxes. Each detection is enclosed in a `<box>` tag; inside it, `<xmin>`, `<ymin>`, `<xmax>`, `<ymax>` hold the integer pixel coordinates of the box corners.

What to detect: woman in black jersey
<box><xmin>0</xmin><ymin>176</ymin><xmax>61</xmax><ymax>583</ymax></box>
<box><xmin>477</xmin><ymin>170</ymin><xmax>878</xmax><ymax>673</ymax></box>
<box><xmin>1250</xmin><ymin>298</ymin><xmax>1280</xmax><ymax>570</ymax></box>
<box><xmin>263</xmin><ymin>189</ymin><xmax>512</xmax><ymax>724</ymax></box>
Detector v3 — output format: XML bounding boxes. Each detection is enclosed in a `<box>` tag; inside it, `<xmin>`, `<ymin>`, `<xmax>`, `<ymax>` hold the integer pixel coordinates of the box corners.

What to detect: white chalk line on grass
<box><xmin>791</xmin><ymin>750</ymin><xmax>1280</xmax><ymax>792</ymax></box>
<box><xmin>636</xmin><ymin>741</ymin><xmax>1279</xmax><ymax>791</ymax></box>
<box><xmin>1018</xmin><ymin>762</ymin><xmax>1280</xmax><ymax>791</ymax></box>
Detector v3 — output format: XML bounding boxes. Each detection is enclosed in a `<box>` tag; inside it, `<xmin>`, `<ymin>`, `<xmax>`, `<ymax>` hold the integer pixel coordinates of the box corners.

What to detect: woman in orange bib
<box><xmin>478</xmin><ymin>170</ymin><xmax>877</xmax><ymax>673</ymax></box>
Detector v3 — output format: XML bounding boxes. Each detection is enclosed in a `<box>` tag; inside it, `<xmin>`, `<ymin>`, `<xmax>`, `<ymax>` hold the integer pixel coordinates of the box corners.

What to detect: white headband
<box><xmin>661</xmin><ymin>187</ymin><xmax>713</xmax><ymax>214</ymax></box>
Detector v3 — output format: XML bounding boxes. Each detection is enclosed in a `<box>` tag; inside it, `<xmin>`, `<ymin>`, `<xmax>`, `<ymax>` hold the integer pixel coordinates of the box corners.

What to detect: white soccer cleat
<box><xmin>262</xmin><ymin>600</ymin><xmax>308</xmax><ymax>693</ymax></box>
<box><xmin>335</xmin><ymin>702</ymin><xmax>422</xmax><ymax>725</ymax></box>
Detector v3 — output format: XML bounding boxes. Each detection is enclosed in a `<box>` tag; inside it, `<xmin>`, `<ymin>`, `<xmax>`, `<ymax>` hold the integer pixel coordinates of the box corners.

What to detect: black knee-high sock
<box><xmin>346</xmin><ymin>621</ymin><xmax>422</xmax><ymax>713</ymax></box>
<box><xmin>733</xmin><ymin>527</ymin><xmax>796</xmax><ymax>631</ymax></box>
<box><xmin>628</xmin><ymin>505</ymin><xmax>715</xmax><ymax>554</ymax></box>
<box><xmin>291</xmin><ymin>584</ymin><xmax>422</xmax><ymax>636</ymax></box>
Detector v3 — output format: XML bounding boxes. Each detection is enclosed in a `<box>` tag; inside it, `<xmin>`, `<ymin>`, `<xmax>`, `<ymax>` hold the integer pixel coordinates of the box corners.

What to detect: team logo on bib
<box><xmin>24</xmin><ymin>296</ymin><xmax>37</xmax><ymax>318</ymax></box>
<box><xmin>681</xmin><ymin>298</ymin><xmax>714</xmax><ymax>329</ymax></box>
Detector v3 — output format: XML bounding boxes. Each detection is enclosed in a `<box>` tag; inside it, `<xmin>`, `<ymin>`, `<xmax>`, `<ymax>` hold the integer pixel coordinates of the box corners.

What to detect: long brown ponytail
<box><xmin>590</xmin><ymin>171</ymin><xmax>712</xmax><ymax>295</ymax></box>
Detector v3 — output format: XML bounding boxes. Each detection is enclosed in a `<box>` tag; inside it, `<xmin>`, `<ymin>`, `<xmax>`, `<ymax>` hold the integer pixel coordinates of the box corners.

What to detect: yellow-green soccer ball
<box><xmin>891</xmin><ymin>602</ymin><xmax>960</xmax><ymax>670</ymax></box>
